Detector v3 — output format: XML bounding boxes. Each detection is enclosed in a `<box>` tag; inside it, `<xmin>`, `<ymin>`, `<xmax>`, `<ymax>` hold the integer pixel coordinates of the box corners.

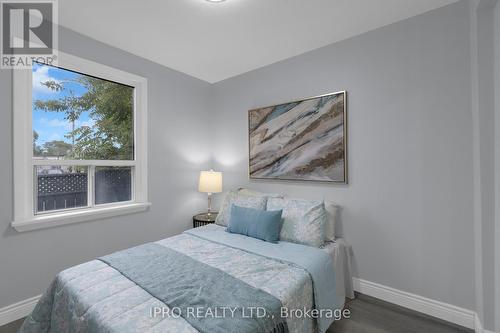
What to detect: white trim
<box><xmin>133</xmin><ymin>76</ymin><xmax>148</xmax><ymax>203</ymax></box>
<box><xmin>12</xmin><ymin>51</ymin><xmax>149</xmax><ymax>231</ymax></box>
<box><xmin>475</xmin><ymin>313</ymin><xmax>483</xmax><ymax>333</ymax></box>
<box><xmin>474</xmin><ymin>312</ymin><xmax>496</xmax><ymax>333</ymax></box>
<box><xmin>11</xmin><ymin>202</ymin><xmax>151</xmax><ymax>232</ymax></box>
<box><xmin>353</xmin><ymin>277</ymin><xmax>476</xmax><ymax>330</ymax></box>
<box><xmin>0</xmin><ymin>295</ymin><xmax>40</xmax><ymax>327</ymax></box>
<box><xmin>32</xmin><ymin>159</ymin><xmax>136</xmax><ymax>166</ymax></box>
<box><xmin>12</xmin><ymin>68</ymin><xmax>33</xmax><ymax>231</ymax></box>
<box><xmin>0</xmin><ymin>280</ymin><xmax>492</xmax><ymax>331</ymax></box>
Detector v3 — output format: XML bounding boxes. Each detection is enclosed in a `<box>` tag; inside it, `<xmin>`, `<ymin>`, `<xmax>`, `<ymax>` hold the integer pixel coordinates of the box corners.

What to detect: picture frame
<box><xmin>248</xmin><ymin>91</ymin><xmax>347</xmax><ymax>183</ymax></box>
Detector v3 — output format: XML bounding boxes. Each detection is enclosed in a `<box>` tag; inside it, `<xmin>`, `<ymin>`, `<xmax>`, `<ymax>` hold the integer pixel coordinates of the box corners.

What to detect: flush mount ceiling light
<box><xmin>205</xmin><ymin>0</ymin><xmax>226</xmax><ymax>2</ymax></box>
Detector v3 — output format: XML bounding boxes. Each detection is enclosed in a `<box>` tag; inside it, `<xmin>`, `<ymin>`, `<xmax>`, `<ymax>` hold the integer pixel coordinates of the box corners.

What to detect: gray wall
<box><xmin>472</xmin><ymin>0</ymin><xmax>498</xmax><ymax>329</ymax></box>
<box><xmin>470</xmin><ymin>0</ymin><xmax>484</xmax><ymax>325</ymax></box>
<box><xmin>211</xmin><ymin>0</ymin><xmax>475</xmax><ymax>310</ymax></box>
<box><xmin>478</xmin><ymin>10</ymin><xmax>496</xmax><ymax>328</ymax></box>
<box><xmin>0</xmin><ymin>0</ymin><xmax>485</xmax><ymax>321</ymax></box>
<box><xmin>0</xmin><ymin>27</ymin><xmax>211</xmax><ymax>307</ymax></box>
<box><xmin>477</xmin><ymin>3</ymin><xmax>496</xmax><ymax>329</ymax></box>
<box><xmin>495</xmin><ymin>1</ymin><xmax>500</xmax><ymax>330</ymax></box>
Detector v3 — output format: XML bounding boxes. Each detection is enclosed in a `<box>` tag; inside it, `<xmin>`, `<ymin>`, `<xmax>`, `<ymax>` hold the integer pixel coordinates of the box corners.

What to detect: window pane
<box><xmin>95</xmin><ymin>167</ymin><xmax>132</xmax><ymax>205</ymax></box>
<box><xmin>36</xmin><ymin>166</ymin><xmax>88</xmax><ymax>213</ymax></box>
<box><xmin>32</xmin><ymin>62</ymin><xmax>134</xmax><ymax>160</ymax></box>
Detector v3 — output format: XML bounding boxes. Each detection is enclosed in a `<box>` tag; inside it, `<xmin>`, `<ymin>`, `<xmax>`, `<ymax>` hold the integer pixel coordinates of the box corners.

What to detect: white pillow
<box><xmin>215</xmin><ymin>190</ymin><xmax>267</xmax><ymax>227</ymax></box>
<box><xmin>267</xmin><ymin>197</ymin><xmax>326</xmax><ymax>248</ymax></box>
<box><xmin>324</xmin><ymin>201</ymin><xmax>339</xmax><ymax>242</ymax></box>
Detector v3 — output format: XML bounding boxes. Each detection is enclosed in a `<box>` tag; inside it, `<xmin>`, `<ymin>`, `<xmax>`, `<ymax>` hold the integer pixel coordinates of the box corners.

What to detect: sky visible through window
<box><xmin>31</xmin><ymin>63</ymin><xmax>135</xmax><ymax>212</ymax></box>
<box><xmin>32</xmin><ymin>63</ymin><xmax>134</xmax><ymax>160</ymax></box>
<box><xmin>32</xmin><ymin>63</ymin><xmax>93</xmax><ymax>147</ymax></box>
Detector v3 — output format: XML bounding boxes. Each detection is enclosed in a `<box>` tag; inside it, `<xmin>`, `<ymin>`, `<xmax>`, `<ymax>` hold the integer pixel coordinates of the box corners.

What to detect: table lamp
<box><xmin>198</xmin><ymin>170</ymin><xmax>222</xmax><ymax>216</ymax></box>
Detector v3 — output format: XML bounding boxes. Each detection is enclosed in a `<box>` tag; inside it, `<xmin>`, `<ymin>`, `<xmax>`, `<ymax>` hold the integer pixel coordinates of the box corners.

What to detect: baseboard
<box><xmin>475</xmin><ymin>313</ymin><xmax>483</xmax><ymax>333</ymax></box>
<box><xmin>0</xmin><ymin>286</ymin><xmax>494</xmax><ymax>333</ymax></box>
<box><xmin>0</xmin><ymin>295</ymin><xmax>40</xmax><ymax>327</ymax></box>
<box><xmin>474</xmin><ymin>313</ymin><xmax>496</xmax><ymax>333</ymax></box>
<box><xmin>353</xmin><ymin>277</ymin><xmax>476</xmax><ymax>330</ymax></box>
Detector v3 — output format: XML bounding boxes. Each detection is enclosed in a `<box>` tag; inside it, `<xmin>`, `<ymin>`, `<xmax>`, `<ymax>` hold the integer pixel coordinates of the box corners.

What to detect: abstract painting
<box><xmin>248</xmin><ymin>91</ymin><xmax>347</xmax><ymax>183</ymax></box>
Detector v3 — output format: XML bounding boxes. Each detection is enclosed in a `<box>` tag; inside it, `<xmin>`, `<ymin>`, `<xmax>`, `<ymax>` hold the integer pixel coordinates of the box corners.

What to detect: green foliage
<box><xmin>33</xmin><ymin>72</ymin><xmax>134</xmax><ymax>160</ymax></box>
<box><xmin>42</xmin><ymin>140</ymin><xmax>73</xmax><ymax>157</ymax></box>
<box><xmin>33</xmin><ymin>130</ymin><xmax>43</xmax><ymax>156</ymax></box>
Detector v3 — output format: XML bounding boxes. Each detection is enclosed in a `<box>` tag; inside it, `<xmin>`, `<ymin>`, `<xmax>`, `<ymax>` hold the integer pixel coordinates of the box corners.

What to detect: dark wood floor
<box><xmin>328</xmin><ymin>294</ymin><xmax>473</xmax><ymax>333</ymax></box>
<box><xmin>0</xmin><ymin>294</ymin><xmax>473</xmax><ymax>333</ymax></box>
<box><xmin>0</xmin><ymin>318</ymin><xmax>24</xmax><ymax>333</ymax></box>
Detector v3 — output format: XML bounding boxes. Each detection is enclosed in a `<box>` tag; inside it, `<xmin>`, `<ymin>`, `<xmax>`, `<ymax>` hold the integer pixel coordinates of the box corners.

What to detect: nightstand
<box><xmin>193</xmin><ymin>212</ymin><xmax>218</xmax><ymax>228</ymax></box>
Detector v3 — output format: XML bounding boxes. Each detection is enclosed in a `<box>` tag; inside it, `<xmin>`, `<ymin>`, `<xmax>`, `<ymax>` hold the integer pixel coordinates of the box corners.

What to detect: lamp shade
<box><xmin>198</xmin><ymin>170</ymin><xmax>222</xmax><ymax>193</ymax></box>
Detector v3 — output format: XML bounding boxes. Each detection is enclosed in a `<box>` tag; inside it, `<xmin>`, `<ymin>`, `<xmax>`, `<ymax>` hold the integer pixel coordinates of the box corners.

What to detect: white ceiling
<box><xmin>59</xmin><ymin>0</ymin><xmax>457</xmax><ymax>83</ymax></box>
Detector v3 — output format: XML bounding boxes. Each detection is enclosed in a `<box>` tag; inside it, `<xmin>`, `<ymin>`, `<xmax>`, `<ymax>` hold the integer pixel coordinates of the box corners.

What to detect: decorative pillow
<box><xmin>227</xmin><ymin>205</ymin><xmax>283</xmax><ymax>243</ymax></box>
<box><xmin>324</xmin><ymin>201</ymin><xmax>339</xmax><ymax>242</ymax></box>
<box><xmin>215</xmin><ymin>190</ymin><xmax>267</xmax><ymax>226</ymax></box>
<box><xmin>266</xmin><ymin>197</ymin><xmax>326</xmax><ymax>248</ymax></box>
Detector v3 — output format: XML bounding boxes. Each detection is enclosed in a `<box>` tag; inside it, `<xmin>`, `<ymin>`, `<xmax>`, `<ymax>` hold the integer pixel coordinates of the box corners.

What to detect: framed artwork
<box><xmin>248</xmin><ymin>91</ymin><xmax>347</xmax><ymax>183</ymax></box>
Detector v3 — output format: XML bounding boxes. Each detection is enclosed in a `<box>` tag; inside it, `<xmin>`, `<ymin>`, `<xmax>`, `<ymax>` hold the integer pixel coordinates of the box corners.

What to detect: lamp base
<box><xmin>207</xmin><ymin>193</ymin><xmax>212</xmax><ymax>217</ymax></box>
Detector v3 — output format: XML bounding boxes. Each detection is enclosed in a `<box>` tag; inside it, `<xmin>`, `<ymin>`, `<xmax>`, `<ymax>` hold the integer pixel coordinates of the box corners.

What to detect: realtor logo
<box><xmin>1</xmin><ymin>0</ymin><xmax>58</xmax><ymax>68</ymax></box>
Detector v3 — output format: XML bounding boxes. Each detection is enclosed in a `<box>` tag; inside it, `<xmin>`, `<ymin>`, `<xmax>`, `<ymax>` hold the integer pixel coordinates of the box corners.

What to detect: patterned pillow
<box><xmin>215</xmin><ymin>190</ymin><xmax>268</xmax><ymax>226</ymax></box>
<box><xmin>266</xmin><ymin>197</ymin><xmax>326</xmax><ymax>248</ymax></box>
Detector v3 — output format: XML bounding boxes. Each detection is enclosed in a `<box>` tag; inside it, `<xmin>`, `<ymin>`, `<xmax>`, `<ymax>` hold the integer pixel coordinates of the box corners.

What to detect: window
<box><xmin>12</xmin><ymin>52</ymin><xmax>149</xmax><ymax>232</ymax></box>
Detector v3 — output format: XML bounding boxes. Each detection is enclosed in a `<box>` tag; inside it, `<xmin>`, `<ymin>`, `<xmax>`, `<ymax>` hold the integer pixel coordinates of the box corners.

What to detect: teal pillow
<box><xmin>227</xmin><ymin>205</ymin><xmax>283</xmax><ymax>243</ymax></box>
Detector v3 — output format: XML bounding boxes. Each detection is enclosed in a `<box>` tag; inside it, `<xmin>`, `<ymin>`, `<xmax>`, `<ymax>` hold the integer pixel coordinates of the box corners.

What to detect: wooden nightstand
<box><xmin>193</xmin><ymin>212</ymin><xmax>218</xmax><ymax>228</ymax></box>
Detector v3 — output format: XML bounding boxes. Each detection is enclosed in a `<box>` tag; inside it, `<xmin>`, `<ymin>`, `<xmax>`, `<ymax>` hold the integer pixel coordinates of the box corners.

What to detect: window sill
<box><xmin>11</xmin><ymin>202</ymin><xmax>152</xmax><ymax>232</ymax></box>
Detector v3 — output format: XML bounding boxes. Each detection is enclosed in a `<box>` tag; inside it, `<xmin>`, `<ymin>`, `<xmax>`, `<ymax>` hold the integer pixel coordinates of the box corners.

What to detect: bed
<box><xmin>19</xmin><ymin>224</ymin><xmax>353</xmax><ymax>333</ymax></box>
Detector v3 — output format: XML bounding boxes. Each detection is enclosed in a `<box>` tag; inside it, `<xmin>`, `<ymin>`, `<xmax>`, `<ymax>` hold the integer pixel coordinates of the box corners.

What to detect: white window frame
<box><xmin>12</xmin><ymin>52</ymin><xmax>150</xmax><ymax>232</ymax></box>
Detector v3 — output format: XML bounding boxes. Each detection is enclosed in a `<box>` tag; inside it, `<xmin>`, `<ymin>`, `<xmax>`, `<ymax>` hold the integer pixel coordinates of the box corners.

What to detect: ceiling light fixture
<box><xmin>205</xmin><ymin>0</ymin><xmax>226</xmax><ymax>2</ymax></box>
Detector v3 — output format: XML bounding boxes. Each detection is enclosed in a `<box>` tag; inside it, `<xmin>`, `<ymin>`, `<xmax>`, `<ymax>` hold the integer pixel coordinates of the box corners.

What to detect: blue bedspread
<box><xmin>99</xmin><ymin>243</ymin><xmax>287</xmax><ymax>333</ymax></box>
<box><xmin>19</xmin><ymin>224</ymin><xmax>339</xmax><ymax>333</ymax></box>
<box><xmin>185</xmin><ymin>225</ymin><xmax>338</xmax><ymax>333</ymax></box>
